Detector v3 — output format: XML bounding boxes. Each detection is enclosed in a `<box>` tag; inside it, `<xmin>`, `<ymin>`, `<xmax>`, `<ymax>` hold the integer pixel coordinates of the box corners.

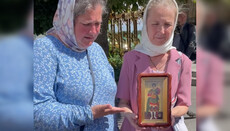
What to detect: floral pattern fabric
<box><xmin>34</xmin><ymin>35</ymin><xmax>118</xmax><ymax>131</ymax></box>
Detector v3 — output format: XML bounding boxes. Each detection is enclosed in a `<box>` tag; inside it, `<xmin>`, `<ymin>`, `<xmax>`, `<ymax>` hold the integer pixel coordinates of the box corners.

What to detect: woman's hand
<box><xmin>91</xmin><ymin>104</ymin><xmax>125</xmax><ymax>119</ymax></box>
<box><xmin>118</xmin><ymin>99</ymin><xmax>146</xmax><ymax>130</ymax></box>
<box><xmin>123</xmin><ymin>112</ymin><xmax>147</xmax><ymax>130</ymax></box>
<box><xmin>171</xmin><ymin>106</ymin><xmax>188</xmax><ymax>117</ymax></box>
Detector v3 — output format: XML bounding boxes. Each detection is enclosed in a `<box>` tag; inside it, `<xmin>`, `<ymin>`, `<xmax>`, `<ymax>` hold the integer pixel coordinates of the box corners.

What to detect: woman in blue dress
<box><xmin>34</xmin><ymin>0</ymin><xmax>125</xmax><ymax>130</ymax></box>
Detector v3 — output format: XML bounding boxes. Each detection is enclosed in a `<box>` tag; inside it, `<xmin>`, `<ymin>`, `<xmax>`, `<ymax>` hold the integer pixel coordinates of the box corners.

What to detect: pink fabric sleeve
<box><xmin>116</xmin><ymin>54</ymin><xmax>130</xmax><ymax>101</ymax></box>
<box><xmin>176</xmin><ymin>54</ymin><xmax>192</xmax><ymax>107</ymax></box>
<box><xmin>202</xmin><ymin>55</ymin><xmax>223</xmax><ymax>107</ymax></box>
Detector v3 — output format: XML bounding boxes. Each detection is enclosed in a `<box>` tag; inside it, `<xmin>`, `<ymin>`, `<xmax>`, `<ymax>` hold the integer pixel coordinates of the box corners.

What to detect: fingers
<box><xmin>129</xmin><ymin>113</ymin><xmax>138</xmax><ymax>119</ymax></box>
<box><xmin>92</xmin><ymin>104</ymin><xmax>126</xmax><ymax>119</ymax></box>
<box><xmin>108</xmin><ymin>107</ymin><xmax>126</xmax><ymax>112</ymax></box>
<box><xmin>91</xmin><ymin>104</ymin><xmax>112</xmax><ymax>119</ymax></box>
<box><xmin>104</xmin><ymin>107</ymin><xmax>126</xmax><ymax>115</ymax></box>
<box><xmin>130</xmin><ymin>120</ymin><xmax>143</xmax><ymax>130</ymax></box>
<box><xmin>125</xmin><ymin>113</ymin><xmax>146</xmax><ymax>130</ymax></box>
<box><xmin>100</xmin><ymin>104</ymin><xmax>112</xmax><ymax>110</ymax></box>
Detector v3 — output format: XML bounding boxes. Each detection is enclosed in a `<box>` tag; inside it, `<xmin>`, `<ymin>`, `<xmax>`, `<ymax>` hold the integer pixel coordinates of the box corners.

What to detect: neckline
<box><xmin>150</xmin><ymin>69</ymin><xmax>165</xmax><ymax>73</ymax></box>
<box><xmin>149</xmin><ymin>52</ymin><xmax>170</xmax><ymax>72</ymax></box>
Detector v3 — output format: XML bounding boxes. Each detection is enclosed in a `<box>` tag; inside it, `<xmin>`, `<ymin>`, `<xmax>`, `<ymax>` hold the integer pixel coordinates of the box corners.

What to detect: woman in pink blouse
<box><xmin>116</xmin><ymin>0</ymin><xmax>192</xmax><ymax>130</ymax></box>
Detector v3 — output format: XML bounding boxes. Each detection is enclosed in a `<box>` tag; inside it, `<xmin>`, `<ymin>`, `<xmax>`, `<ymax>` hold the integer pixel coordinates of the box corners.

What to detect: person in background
<box><xmin>196</xmin><ymin>1</ymin><xmax>223</xmax><ymax>131</ymax></box>
<box><xmin>0</xmin><ymin>1</ymin><xmax>33</xmax><ymax>131</ymax></box>
<box><xmin>173</xmin><ymin>6</ymin><xmax>196</xmax><ymax>61</ymax></box>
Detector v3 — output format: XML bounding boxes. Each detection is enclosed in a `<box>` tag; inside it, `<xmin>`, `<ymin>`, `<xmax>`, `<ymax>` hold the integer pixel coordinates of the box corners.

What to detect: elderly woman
<box><xmin>116</xmin><ymin>0</ymin><xmax>192</xmax><ymax>131</ymax></box>
<box><xmin>34</xmin><ymin>0</ymin><xmax>124</xmax><ymax>130</ymax></box>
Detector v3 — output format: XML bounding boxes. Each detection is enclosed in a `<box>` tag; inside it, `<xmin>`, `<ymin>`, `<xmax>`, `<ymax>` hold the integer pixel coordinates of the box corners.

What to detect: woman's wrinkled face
<box><xmin>74</xmin><ymin>5</ymin><xmax>102</xmax><ymax>49</ymax></box>
<box><xmin>146</xmin><ymin>5</ymin><xmax>176</xmax><ymax>46</ymax></box>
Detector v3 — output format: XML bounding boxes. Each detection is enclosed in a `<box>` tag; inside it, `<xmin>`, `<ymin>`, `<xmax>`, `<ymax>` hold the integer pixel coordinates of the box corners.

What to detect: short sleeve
<box><xmin>176</xmin><ymin>54</ymin><xmax>192</xmax><ymax>107</ymax></box>
<box><xmin>202</xmin><ymin>54</ymin><xmax>223</xmax><ymax>106</ymax></box>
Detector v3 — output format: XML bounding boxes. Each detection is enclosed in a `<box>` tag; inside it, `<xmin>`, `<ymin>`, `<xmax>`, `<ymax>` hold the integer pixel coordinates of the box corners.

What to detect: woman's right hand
<box><xmin>123</xmin><ymin>112</ymin><xmax>146</xmax><ymax>130</ymax></box>
<box><xmin>91</xmin><ymin>104</ymin><xmax>125</xmax><ymax>119</ymax></box>
<box><xmin>119</xmin><ymin>99</ymin><xmax>146</xmax><ymax>130</ymax></box>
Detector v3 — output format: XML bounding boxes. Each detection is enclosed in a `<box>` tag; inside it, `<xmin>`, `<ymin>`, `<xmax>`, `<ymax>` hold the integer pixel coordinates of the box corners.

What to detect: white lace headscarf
<box><xmin>135</xmin><ymin>0</ymin><xmax>179</xmax><ymax>56</ymax></box>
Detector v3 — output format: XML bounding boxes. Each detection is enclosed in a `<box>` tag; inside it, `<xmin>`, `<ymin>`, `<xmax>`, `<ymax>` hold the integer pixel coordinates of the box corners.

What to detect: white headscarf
<box><xmin>135</xmin><ymin>0</ymin><xmax>179</xmax><ymax>57</ymax></box>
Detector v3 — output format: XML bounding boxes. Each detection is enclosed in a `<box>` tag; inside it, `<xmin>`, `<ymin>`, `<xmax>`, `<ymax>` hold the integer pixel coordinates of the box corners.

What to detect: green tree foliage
<box><xmin>34</xmin><ymin>0</ymin><xmax>151</xmax><ymax>35</ymax></box>
<box><xmin>107</xmin><ymin>0</ymin><xmax>149</xmax><ymax>12</ymax></box>
<box><xmin>34</xmin><ymin>0</ymin><xmax>191</xmax><ymax>82</ymax></box>
<box><xmin>34</xmin><ymin>0</ymin><xmax>187</xmax><ymax>35</ymax></box>
<box><xmin>108</xmin><ymin>47</ymin><xmax>123</xmax><ymax>82</ymax></box>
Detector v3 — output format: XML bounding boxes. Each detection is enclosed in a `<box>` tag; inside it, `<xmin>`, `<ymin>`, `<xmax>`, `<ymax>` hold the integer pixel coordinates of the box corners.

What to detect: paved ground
<box><xmin>185</xmin><ymin>63</ymin><xmax>196</xmax><ymax>131</ymax></box>
<box><xmin>184</xmin><ymin>86</ymin><xmax>196</xmax><ymax>131</ymax></box>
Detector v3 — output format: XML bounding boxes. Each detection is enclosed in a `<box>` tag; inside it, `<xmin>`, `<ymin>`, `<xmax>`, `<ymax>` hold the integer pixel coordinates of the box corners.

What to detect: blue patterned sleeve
<box><xmin>33</xmin><ymin>38</ymin><xmax>93</xmax><ymax>131</ymax></box>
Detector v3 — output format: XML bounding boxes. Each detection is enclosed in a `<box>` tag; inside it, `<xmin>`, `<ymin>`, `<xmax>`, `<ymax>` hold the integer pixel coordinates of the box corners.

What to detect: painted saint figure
<box><xmin>146</xmin><ymin>83</ymin><xmax>160</xmax><ymax>119</ymax></box>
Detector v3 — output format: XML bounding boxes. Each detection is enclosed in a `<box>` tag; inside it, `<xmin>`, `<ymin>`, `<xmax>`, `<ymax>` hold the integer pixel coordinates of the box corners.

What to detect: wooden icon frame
<box><xmin>138</xmin><ymin>73</ymin><xmax>172</xmax><ymax>127</ymax></box>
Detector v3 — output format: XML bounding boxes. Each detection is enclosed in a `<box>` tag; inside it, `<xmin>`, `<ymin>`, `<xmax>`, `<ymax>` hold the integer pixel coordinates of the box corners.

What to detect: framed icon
<box><xmin>138</xmin><ymin>73</ymin><xmax>172</xmax><ymax>127</ymax></box>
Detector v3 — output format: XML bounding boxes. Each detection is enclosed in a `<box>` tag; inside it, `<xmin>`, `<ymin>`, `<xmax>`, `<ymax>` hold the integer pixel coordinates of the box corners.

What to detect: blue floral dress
<box><xmin>34</xmin><ymin>35</ymin><xmax>118</xmax><ymax>131</ymax></box>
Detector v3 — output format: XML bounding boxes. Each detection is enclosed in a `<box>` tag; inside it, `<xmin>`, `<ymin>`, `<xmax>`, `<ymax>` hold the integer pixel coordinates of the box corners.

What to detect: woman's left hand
<box><xmin>171</xmin><ymin>106</ymin><xmax>188</xmax><ymax>117</ymax></box>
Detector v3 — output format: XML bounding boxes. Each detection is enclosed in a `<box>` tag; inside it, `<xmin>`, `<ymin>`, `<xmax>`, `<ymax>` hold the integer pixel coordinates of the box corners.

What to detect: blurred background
<box><xmin>0</xmin><ymin>0</ymin><xmax>33</xmax><ymax>131</ymax></box>
<box><xmin>197</xmin><ymin>0</ymin><xmax>230</xmax><ymax>131</ymax></box>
